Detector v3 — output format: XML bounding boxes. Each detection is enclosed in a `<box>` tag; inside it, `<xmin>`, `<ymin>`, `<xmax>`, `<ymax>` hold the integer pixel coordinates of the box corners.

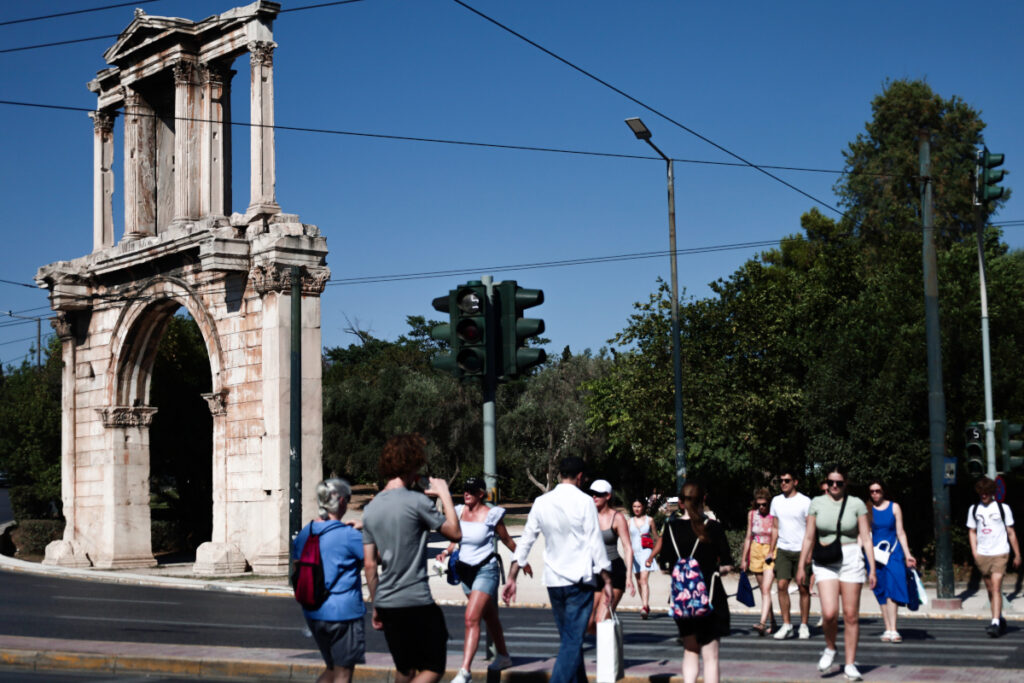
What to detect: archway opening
<box><xmin>148</xmin><ymin>308</ymin><xmax>213</xmax><ymax>562</ymax></box>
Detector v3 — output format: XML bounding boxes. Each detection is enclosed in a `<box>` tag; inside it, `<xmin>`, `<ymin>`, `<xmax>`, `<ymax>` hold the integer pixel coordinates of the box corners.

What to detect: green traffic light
<box><xmin>978</xmin><ymin>148</ymin><xmax>1007</xmax><ymax>203</ymax></box>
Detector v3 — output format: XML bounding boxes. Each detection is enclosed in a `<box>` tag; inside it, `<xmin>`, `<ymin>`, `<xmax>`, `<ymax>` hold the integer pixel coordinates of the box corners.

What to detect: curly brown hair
<box><xmin>379</xmin><ymin>433</ymin><xmax>427</xmax><ymax>480</ymax></box>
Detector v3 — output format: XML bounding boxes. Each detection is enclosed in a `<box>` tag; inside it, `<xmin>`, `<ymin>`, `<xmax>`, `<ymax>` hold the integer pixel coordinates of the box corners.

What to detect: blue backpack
<box><xmin>666</xmin><ymin>525</ymin><xmax>717</xmax><ymax>620</ymax></box>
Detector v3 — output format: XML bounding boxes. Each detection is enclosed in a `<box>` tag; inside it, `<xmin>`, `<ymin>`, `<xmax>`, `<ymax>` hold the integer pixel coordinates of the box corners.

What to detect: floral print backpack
<box><xmin>667</xmin><ymin>524</ymin><xmax>717</xmax><ymax>620</ymax></box>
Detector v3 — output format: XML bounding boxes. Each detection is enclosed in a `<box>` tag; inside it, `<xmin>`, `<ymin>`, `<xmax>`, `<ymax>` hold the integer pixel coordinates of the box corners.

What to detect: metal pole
<box><xmin>975</xmin><ymin>204</ymin><xmax>998</xmax><ymax>478</ymax></box>
<box><xmin>665</xmin><ymin>158</ymin><xmax>686</xmax><ymax>491</ymax></box>
<box><xmin>289</xmin><ymin>265</ymin><xmax>302</xmax><ymax>542</ymax></box>
<box><xmin>36</xmin><ymin>318</ymin><xmax>41</xmax><ymax>368</ymax></box>
<box><xmin>920</xmin><ymin>132</ymin><xmax>955</xmax><ymax>600</ymax></box>
<box><xmin>482</xmin><ymin>275</ymin><xmax>497</xmax><ymax>502</ymax></box>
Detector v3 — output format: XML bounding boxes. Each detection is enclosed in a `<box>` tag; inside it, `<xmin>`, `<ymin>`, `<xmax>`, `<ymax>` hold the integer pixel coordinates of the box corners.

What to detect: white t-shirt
<box><xmin>770</xmin><ymin>492</ymin><xmax>811</xmax><ymax>552</ymax></box>
<box><xmin>967</xmin><ymin>501</ymin><xmax>1016</xmax><ymax>556</ymax></box>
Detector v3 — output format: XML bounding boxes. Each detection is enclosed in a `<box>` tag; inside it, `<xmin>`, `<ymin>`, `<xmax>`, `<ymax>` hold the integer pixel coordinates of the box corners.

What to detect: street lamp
<box><xmin>625</xmin><ymin>117</ymin><xmax>686</xmax><ymax>493</ymax></box>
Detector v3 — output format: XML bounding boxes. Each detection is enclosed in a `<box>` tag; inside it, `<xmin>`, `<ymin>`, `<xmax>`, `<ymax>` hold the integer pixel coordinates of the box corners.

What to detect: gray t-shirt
<box><xmin>362</xmin><ymin>487</ymin><xmax>447</xmax><ymax>608</ymax></box>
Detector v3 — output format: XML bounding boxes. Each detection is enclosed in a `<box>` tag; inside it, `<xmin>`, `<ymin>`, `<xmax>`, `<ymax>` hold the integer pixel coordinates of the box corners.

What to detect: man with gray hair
<box><xmin>292</xmin><ymin>478</ymin><xmax>366</xmax><ymax>683</ymax></box>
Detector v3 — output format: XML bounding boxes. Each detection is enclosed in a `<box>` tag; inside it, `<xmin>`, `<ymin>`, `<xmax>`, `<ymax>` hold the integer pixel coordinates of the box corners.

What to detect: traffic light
<box><xmin>977</xmin><ymin>148</ymin><xmax>1006</xmax><ymax>203</ymax></box>
<box><xmin>453</xmin><ymin>283</ymin><xmax>488</xmax><ymax>377</ymax></box>
<box><xmin>430</xmin><ymin>290</ymin><xmax>460</xmax><ymax>378</ymax></box>
<box><xmin>495</xmin><ymin>280</ymin><xmax>546</xmax><ymax>381</ymax></box>
<box><xmin>1000</xmin><ymin>421</ymin><xmax>1024</xmax><ymax>472</ymax></box>
<box><xmin>965</xmin><ymin>422</ymin><xmax>985</xmax><ymax>478</ymax></box>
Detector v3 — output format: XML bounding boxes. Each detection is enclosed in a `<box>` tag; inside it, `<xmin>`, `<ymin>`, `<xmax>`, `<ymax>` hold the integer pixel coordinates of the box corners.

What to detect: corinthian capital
<box><xmin>173</xmin><ymin>60</ymin><xmax>195</xmax><ymax>85</ymax></box>
<box><xmin>97</xmin><ymin>406</ymin><xmax>158</xmax><ymax>428</ymax></box>
<box><xmin>89</xmin><ymin>110</ymin><xmax>115</xmax><ymax>134</ymax></box>
<box><xmin>248</xmin><ymin>41</ymin><xmax>275</xmax><ymax>67</ymax></box>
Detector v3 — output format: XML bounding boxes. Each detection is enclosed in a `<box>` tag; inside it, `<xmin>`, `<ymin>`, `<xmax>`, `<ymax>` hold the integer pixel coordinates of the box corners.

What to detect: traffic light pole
<box><xmin>974</xmin><ymin>203</ymin><xmax>998</xmax><ymax>479</ymax></box>
<box><xmin>482</xmin><ymin>276</ymin><xmax>498</xmax><ymax>501</ymax></box>
<box><xmin>920</xmin><ymin>133</ymin><xmax>956</xmax><ymax>603</ymax></box>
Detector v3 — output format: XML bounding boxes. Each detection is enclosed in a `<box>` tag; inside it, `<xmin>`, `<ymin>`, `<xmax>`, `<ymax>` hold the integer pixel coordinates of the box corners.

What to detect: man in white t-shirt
<box><xmin>768</xmin><ymin>469</ymin><xmax>812</xmax><ymax>640</ymax></box>
<box><xmin>967</xmin><ymin>477</ymin><xmax>1021</xmax><ymax>637</ymax></box>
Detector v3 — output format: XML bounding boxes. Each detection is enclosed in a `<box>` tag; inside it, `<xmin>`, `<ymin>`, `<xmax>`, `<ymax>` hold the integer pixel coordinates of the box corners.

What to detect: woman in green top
<box><xmin>797</xmin><ymin>465</ymin><xmax>876</xmax><ymax>682</ymax></box>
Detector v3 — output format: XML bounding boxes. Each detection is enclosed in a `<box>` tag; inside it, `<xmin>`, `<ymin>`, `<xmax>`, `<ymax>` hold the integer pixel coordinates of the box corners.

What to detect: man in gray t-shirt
<box><xmin>363</xmin><ymin>434</ymin><xmax>461</xmax><ymax>683</ymax></box>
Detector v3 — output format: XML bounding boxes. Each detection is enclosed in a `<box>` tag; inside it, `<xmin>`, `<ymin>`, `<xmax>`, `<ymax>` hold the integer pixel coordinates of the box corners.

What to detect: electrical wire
<box><xmin>0</xmin><ymin>1</ymin><xmax>162</xmax><ymax>27</ymax></box>
<box><xmin>449</xmin><ymin>0</ymin><xmax>846</xmax><ymax>219</ymax></box>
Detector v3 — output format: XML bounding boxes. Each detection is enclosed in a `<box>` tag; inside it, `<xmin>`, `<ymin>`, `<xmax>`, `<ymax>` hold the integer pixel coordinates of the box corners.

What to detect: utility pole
<box><xmin>975</xmin><ymin>203</ymin><xmax>998</xmax><ymax>479</ymax></box>
<box><xmin>919</xmin><ymin>132</ymin><xmax>956</xmax><ymax>603</ymax></box>
<box><xmin>481</xmin><ymin>275</ymin><xmax>497</xmax><ymax>500</ymax></box>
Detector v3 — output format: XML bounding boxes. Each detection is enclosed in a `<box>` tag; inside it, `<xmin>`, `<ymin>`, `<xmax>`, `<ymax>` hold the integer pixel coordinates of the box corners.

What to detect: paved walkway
<box><xmin>2</xmin><ymin>520</ymin><xmax>1022</xmax><ymax>681</ymax></box>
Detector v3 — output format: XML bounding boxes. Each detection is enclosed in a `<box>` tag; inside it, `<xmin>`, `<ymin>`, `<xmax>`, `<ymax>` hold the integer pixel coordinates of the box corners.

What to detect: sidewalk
<box><xmin>1</xmin><ymin>522</ymin><xmax>1021</xmax><ymax>682</ymax></box>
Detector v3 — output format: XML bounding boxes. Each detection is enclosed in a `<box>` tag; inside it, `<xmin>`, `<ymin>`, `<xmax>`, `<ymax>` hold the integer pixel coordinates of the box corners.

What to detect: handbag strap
<box><xmin>834</xmin><ymin>495</ymin><xmax>848</xmax><ymax>541</ymax></box>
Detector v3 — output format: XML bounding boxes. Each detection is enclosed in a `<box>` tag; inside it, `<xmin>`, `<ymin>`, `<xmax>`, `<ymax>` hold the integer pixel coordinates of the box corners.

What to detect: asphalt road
<box><xmin>1</xmin><ymin>571</ymin><xmax>1023</xmax><ymax>672</ymax></box>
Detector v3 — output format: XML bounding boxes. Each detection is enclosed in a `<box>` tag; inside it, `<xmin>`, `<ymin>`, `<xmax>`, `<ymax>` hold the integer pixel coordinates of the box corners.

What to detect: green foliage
<box><xmin>148</xmin><ymin>313</ymin><xmax>213</xmax><ymax>552</ymax></box>
<box><xmin>9</xmin><ymin>519</ymin><xmax>65</xmax><ymax>557</ymax></box>
<box><xmin>0</xmin><ymin>335</ymin><xmax>62</xmax><ymax>520</ymax></box>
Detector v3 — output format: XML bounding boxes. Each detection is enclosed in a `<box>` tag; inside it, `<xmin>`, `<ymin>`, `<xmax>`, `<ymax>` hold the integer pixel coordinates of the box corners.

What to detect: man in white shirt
<box><xmin>503</xmin><ymin>456</ymin><xmax>612</xmax><ymax>683</ymax></box>
<box><xmin>967</xmin><ymin>476</ymin><xmax>1021</xmax><ymax>637</ymax></box>
<box><xmin>768</xmin><ymin>469</ymin><xmax>812</xmax><ymax>640</ymax></box>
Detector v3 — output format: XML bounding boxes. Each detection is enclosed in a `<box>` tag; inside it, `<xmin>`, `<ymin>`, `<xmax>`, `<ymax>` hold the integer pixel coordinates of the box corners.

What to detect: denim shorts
<box><xmin>461</xmin><ymin>558</ymin><xmax>500</xmax><ymax>596</ymax></box>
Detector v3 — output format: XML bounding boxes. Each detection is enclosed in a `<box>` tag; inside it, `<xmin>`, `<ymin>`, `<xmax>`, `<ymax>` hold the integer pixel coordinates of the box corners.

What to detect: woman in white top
<box><xmin>628</xmin><ymin>498</ymin><xmax>659</xmax><ymax>619</ymax></box>
<box><xmin>438</xmin><ymin>477</ymin><xmax>522</xmax><ymax>683</ymax></box>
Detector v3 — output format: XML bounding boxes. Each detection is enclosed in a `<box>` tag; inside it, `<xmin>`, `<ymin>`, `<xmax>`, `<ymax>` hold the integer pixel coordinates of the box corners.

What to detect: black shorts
<box><xmin>376</xmin><ymin>603</ymin><xmax>449</xmax><ymax>675</ymax></box>
<box><xmin>306</xmin><ymin>616</ymin><xmax>366</xmax><ymax>669</ymax></box>
<box><xmin>598</xmin><ymin>558</ymin><xmax>627</xmax><ymax>591</ymax></box>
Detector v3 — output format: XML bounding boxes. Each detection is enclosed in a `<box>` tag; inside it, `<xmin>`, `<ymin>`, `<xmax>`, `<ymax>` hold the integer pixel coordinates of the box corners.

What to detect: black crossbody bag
<box><xmin>812</xmin><ymin>495</ymin><xmax>847</xmax><ymax>565</ymax></box>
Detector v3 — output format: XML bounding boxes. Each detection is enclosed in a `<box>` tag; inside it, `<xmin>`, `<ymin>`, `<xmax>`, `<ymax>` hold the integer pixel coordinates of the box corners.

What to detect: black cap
<box><xmin>463</xmin><ymin>476</ymin><xmax>486</xmax><ymax>493</ymax></box>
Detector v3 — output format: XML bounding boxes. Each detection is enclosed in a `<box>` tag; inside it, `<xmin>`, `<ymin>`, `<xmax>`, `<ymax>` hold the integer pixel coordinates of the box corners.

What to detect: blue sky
<box><xmin>2</xmin><ymin>0</ymin><xmax>1023</xmax><ymax>367</ymax></box>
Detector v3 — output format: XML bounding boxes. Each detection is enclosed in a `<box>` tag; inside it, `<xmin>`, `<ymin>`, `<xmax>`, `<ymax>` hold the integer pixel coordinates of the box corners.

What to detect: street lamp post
<box><xmin>626</xmin><ymin>117</ymin><xmax>686</xmax><ymax>493</ymax></box>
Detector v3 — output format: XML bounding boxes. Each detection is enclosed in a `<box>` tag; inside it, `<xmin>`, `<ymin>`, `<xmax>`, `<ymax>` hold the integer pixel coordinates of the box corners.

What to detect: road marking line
<box><xmin>52</xmin><ymin>595</ymin><xmax>180</xmax><ymax>605</ymax></box>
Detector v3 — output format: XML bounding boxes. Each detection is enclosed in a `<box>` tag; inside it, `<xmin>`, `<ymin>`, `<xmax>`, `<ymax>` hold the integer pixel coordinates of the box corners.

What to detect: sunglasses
<box><xmin>779</xmin><ymin>477</ymin><xmax>793</xmax><ymax>483</ymax></box>
<box><xmin>827</xmin><ymin>479</ymin><xmax>845</xmax><ymax>488</ymax></box>
<box><xmin>757</xmin><ymin>502</ymin><xmax>769</xmax><ymax>507</ymax></box>
<box><xmin>590</xmin><ymin>491</ymin><xmax>608</xmax><ymax>497</ymax></box>
<box><xmin>868</xmin><ymin>488</ymin><xmax>883</xmax><ymax>494</ymax></box>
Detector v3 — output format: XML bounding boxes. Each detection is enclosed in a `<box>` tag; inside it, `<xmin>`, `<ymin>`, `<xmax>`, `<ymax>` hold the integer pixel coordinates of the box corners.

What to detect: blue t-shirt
<box><xmin>291</xmin><ymin>519</ymin><xmax>366</xmax><ymax>622</ymax></box>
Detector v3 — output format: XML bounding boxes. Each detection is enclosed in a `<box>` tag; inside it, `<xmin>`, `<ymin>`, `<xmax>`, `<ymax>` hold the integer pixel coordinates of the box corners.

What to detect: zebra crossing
<box><xmin>445</xmin><ymin>609</ymin><xmax>1023</xmax><ymax>670</ymax></box>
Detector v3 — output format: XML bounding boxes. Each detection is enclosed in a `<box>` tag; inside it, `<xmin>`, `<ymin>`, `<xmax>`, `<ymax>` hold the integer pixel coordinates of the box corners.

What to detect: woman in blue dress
<box><xmin>867</xmin><ymin>479</ymin><xmax>917</xmax><ymax>643</ymax></box>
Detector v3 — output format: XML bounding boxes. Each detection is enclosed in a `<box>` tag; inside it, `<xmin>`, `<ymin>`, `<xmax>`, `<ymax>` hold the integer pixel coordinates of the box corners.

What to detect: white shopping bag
<box><xmin>912</xmin><ymin>568</ymin><xmax>929</xmax><ymax>607</ymax></box>
<box><xmin>595</xmin><ymin>611</ymin><xmax>624</xmax><ymax>683</ymax></box>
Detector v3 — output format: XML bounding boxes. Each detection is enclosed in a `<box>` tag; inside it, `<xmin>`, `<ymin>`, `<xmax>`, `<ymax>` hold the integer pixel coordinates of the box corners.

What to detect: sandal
<box><xmin>752</xmin><ymin>623</ymin><xmax>768</xmax><ymax>637</ymax></box>
<box><xmin>890</xmin><ymin>631</ymin><xmax>902</xmax><ymax>643</ymax></box>
<box><xmin>880</xmin><ymin>631</ymin><xmax>893</xmax><ymax>642</ymax></box>
<box><xmin>641</xmin><ymin>606</ymin><xmax>650</xmax><ymax>620</ymax></box>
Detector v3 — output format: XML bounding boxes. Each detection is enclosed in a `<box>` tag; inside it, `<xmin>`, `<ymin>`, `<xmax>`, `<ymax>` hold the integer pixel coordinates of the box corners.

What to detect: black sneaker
<box><xmin>999</xmin><ymin>616</ymin><xmax>1008</xmax><ymax>635</ymax></box>
<box><xmin>986</xmin><ymin>623</ymin><xmax>1000</xmax><ymax>638</ymax></box>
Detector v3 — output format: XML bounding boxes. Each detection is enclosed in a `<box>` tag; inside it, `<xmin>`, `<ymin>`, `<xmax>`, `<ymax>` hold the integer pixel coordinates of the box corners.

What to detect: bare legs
<box><xmin>461</xmin><ymin>590</ymin><xmax>509</xmax><ymax>672</ymax></box>
<box><xmin>818</xmin><ymin>579</ymin><xmax>863</xmax><ymax>666</ymax></box>
<box><xmin>777</xmin><ymin>578</ymin><xmax>807</xmax><ymax>626</ymax></box>
<box><xmin>984</xmin><ymin>571</ymin><xmax>1005</xmax><ymax>621</ymax></box>
<box><xmin>754</xmin><ymin>569</ymin><xmax>775</xmax><ymax>627</ymax></box>
<box><xmin>637</xmin><ymin>570</ymin><xmax>650</xmax><ymax>612</ymax></box>
<box><xmin>680</xmin><ymin>635</ymin><xmax>720</xmax><ymax>683</ymax></box>
<box><xmin>880</xmin><ymin>599</ymin><xmax>899</xmax><ymax>634</ymax></box>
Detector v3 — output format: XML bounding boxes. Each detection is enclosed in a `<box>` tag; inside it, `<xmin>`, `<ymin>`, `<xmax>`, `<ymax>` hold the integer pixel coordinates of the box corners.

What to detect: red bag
<box><xmin>641</xmin><ymin>533</ymin><xmax>654</xmax><ymax>549</ymax></box>
<box><xmin>292</xmin><ymin>522</ymin><xmax>341</xmax><ymax>610</ymax></box>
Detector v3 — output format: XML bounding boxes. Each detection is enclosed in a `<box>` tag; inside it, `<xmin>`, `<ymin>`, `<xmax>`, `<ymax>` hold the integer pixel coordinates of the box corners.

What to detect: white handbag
<box><xmin>873</xmin><ymin>540</ymin><xmax>892</xmax><ymax>566</ymax></box>
<box><xmin>595</xmin><ymin>609</ymin><xmax>624</xmax><ymax>683</ymax></box>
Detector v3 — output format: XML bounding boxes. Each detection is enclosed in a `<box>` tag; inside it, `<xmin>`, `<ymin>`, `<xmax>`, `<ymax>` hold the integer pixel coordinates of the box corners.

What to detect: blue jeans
<box><xmin>547</xmin><ymin>583</ymin><xmax>594</xmax><ymax>683</ymax></box>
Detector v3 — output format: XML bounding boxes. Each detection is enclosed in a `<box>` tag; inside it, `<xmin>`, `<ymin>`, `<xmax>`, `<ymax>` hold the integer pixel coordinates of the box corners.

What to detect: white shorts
<box><xmin>812</xmin><ymin>543</ymin><xmax>865</xmax><ymax>584</ymax></box>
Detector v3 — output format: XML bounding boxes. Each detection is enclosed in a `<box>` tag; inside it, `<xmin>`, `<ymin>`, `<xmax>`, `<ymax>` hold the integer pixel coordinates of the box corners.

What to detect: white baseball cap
<box><xmin>588</xmin><ymin>479</ymin><xmax>613</xmax><ymax>495</ymax></box>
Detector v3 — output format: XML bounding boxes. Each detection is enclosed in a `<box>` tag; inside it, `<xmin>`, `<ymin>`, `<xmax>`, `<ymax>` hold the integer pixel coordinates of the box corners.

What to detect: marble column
<box><xmin>123</xmin><ymin>89</ymin><xmax>156</xmax><ymax>239</ymax></box>
<box><xmin>89</xmin><ymin>111</ymin><xmax>116</xmax><ymax>251</ymax></box>
<box><xmin>246</xmin><ymin>41</ymin><xmax>280</xmax><ymax>217</ymax></box>
<box><xmin>173</xmin><ymin>59</ymin><xmax>201</xmax><ymax>223</ymax></box>
<box><xmin>199</xmin><ymin>64</ymin><xmax>233</xmax><ymax>218</ymax></box>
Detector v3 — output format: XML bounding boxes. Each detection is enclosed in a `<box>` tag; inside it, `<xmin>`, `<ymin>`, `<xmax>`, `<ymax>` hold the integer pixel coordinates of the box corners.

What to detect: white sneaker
<box><xmin>788</xmin><ymin>583</ymin><xmax>799</xmax><ymax>594</ymax></box>
<box><xmin>816</xmin><ymin>616</ymin><xmax>824</xmax><ymax>627</ymax></box>
<box><xmin>844</xmin><ymin>663</ymin><xmax>863</xmax><ymax>681</ymax></box>
<box><xmin>773</xmin><ymin>623</ymin><xmax>793</xmax><ymax>640</ymax></box>
<box><xmin>817</xmin><ymin>648</ymin><xmax>836</xmax><ymax>673</ymax></box>
<box><xmin>798</xmin><ymin>623</ymin><xmax>811</xmax><ymax>639</ymax></box>
<box><xmin>452</xmin><ymin>668</ymin><xmax>471</xmax><ymax>683</ymax></box>
<box><xmin>488</xmin><ymin>654</ymin><xmax>513</xmax><ymax>671</ymax></box>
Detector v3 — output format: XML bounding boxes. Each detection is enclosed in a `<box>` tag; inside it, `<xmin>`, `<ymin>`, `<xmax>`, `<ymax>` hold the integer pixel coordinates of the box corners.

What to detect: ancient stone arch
<box><xmin>35</xmin><ymin>2</ymin><xmax>327</xmax><ymax>575</ymax></box>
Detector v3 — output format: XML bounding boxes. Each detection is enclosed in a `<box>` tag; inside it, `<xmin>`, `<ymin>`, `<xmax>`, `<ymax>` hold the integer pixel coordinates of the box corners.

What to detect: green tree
<box><xmin>0</xmin><ymin>336</ymin><xmax>62</xmax><ymax>520</ymax></box>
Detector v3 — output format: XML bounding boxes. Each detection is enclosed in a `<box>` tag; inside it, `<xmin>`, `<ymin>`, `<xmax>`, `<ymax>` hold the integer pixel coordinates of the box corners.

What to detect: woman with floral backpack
<box><xmin>648</xmin><ymin>481</ymin><xmax>734</xmax><ymax>683</ymax></box>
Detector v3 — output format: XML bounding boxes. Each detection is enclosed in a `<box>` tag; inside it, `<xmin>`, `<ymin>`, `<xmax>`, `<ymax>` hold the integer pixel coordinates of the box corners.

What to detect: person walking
<box><xmin>628</xmin><ymin>498</ymin><xmax>658</xmax><ymax>619</ymax></box>
<box><xmin>740</xmin><ymin>487</ymin><xmax>777</xmax><ymax>636</ymax></box>
<box><xmin>648</xmin><ymin>481</ymin><xmax>733</xmax><ymax>683</ymax></box>
<box><xmin>797</xmin><ymin>464</ymin><xmax>875</xmax><ymax>682</ymax></box>
<box><xmin>768</xmin><ymin>469</ymin><xmax>812</xmax><ymax>640</ymax></box>
<box><xmin>866</xmin><ymin>479</ymin><xmax>916</xmax><ymax>643</ymax></box>
<box><xmin>436</xmin><ymin>477</ymin><xmax>519</xmax><ymax>683</ymax></box>
<box><xmin>362</xmin><ymin>434</ymin><xmax>462</xmax><ymax>683</ymax></box>
<box><xmin>587</xmin><ymin>479</ymin><xmax>635</xmax><ymax>632</ymax></box>
<box><xmin>292</xmin><ymin>478</ymin><xmax>366</xmax><ymax>683</ymax></box>
<box><xmin>967</xmin><ymin>476</ymin><xmax>1021</xmax><ymax>637</ymax></box>
<box><xmin>502</xmin><ymin>456</ymin><xmax>612</xmax><ymax>683</ymax></box>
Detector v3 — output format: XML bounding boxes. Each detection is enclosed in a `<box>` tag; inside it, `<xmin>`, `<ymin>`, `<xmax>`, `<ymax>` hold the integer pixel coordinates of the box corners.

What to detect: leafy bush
<box><xmin>9</xmin><ymin>519</ymin><xmax>64</xmax><ymax>557</ymax></box>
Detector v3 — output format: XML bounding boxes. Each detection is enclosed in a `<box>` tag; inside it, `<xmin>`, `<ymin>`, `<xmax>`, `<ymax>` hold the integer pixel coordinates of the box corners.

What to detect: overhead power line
<box><xmin>0</xmin><ymin>0</ymin><xmax>162</xmax><ymax>27</ymax></box>
<box><xmin>450</xmin><ymin>0</ymin><xmax>846</xmax><ymax>220</ymax></box>
<box><xmin>0</xmin><ymin>0</ymin><xmax>368</xmax><ymax>54</ymax></box>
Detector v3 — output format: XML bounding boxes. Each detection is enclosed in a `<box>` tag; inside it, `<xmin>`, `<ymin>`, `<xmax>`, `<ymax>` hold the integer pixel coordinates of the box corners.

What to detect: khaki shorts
<box><xmin>774</xmin><ymin>548</ymin><xmax>810</xmax><ymax>584</ymax></box>
<box><xmin>976</xmin><ymin>553</ymin><xmax>1009</xmax><ymax>578</ymax></box>
<box><xmin>749</xmin><ymin>541</ymin><xmax>772</xmax><ymax>574</ymax></box>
